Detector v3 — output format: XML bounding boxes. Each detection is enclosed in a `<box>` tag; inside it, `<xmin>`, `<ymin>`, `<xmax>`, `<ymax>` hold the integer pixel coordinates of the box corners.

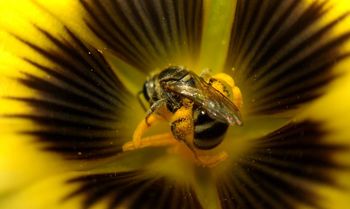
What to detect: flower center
<box><xmin>122</xmin><ymin>66</ymin><xmax>243</xmax><ymax>167</ymax></box>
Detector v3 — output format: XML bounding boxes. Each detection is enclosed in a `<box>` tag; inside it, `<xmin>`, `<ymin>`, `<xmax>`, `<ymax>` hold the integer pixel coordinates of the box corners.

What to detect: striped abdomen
<box><xmin>193</xmin><ymin>108</ymin><xmax>229</xmax><ymax>150</ymax></box>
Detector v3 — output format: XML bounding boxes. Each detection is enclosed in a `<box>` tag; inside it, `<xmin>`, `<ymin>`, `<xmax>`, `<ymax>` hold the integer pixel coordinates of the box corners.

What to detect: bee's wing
<box><xmin>163</xmin><ymin>74</ymin><xmax>243</xmax><ymax>126</ymax></box>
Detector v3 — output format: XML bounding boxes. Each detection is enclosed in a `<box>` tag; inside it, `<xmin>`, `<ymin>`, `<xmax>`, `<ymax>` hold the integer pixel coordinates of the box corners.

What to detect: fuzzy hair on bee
<box><xmin>124</xmin><ymin>66</ymin><xmax>243</xmax><ymax>167</ymax></box>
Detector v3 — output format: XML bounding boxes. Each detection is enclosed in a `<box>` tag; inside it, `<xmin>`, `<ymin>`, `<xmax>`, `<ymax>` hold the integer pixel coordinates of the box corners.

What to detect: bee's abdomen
<box><xmin>193</xmin><ymin>109</ymin><xmax>228</xmax><ymax>150</ymax></box>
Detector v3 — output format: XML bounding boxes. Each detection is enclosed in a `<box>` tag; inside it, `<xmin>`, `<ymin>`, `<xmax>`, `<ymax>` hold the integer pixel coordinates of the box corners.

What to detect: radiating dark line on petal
<box><xmin>6</xmin><ymin>27</ymin><xmax>134</xmax><ymax>160</ymax></box>
<box><xmin>225</xmin><ymin>0</ymin><xmax>350</xmax><ymax>115</ymax></box>
<box><xmin>64</xmin><ymin>170</ymin><xmax>203</xmax><ymax>209</ymax></box>
<box><xmin>80</xmin><ymin>0</ymin><xmax>203</xmax><ymax>72</ymax></box>
<box><xmin>216</xmin><ymin>120</ymin><xmax>350</xmax><ymax>209</ymax></box>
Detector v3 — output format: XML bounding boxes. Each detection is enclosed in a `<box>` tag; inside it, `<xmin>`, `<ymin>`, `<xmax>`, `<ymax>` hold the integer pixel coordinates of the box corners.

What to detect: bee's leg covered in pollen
<box><xmin>170</xmin><ymin>99</ymin><xmax>194</xmax><ymax>146</ymax></box>
<box><xmin>169</xmin><ymin>99</ymin><xmax>231</xmax><ymax>167</ymax></box>
<box><xmin>212</xmin><ymin>73</ymin><xmax>243</xmax><ymax>109</ymax></box>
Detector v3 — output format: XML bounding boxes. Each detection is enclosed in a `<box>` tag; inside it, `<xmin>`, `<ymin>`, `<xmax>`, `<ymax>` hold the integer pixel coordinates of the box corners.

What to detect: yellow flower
<box><xmin>1</xmin><ymin>0</ymin><xmax>350</xmax><ymax>209</ymax></box>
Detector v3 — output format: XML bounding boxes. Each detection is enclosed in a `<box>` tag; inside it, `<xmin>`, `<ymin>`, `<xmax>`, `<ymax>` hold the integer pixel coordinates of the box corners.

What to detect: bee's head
<box><xmin>142</xmin><ymin>76</ymin><xmax>160</xmax><ymax>104</ymax></box>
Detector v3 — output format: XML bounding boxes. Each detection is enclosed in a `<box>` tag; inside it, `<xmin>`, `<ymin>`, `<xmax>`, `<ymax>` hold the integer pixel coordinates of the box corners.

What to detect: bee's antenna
<box><xmin>137</xmin><ymin>91</ymin><xmax>147</xmax><ymax>111</ymax></box>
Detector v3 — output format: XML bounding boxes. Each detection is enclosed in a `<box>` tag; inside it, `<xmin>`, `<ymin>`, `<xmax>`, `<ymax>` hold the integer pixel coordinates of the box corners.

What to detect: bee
<box><xmin>123</xmin><ymin>66</ymin><xmax>243</xmax><ymax>167</ymax></box>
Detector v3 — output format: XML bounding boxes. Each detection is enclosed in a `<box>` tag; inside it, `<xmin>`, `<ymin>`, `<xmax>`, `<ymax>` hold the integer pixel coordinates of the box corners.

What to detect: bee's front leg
<box><xmin>123</xmin><ymin>110</ymin><xmax>178</xmax><ymax>151</ymax></box>
<box><xmin>145</xmin><ymin>99</ymin><xmax>167</xmax><ymax>126</ymax></box>
<box><xmin>124</xmin><ymin>99</ymin><xmax>167</xmax><ymax>150</ymax></box>
<box><xmin>123</xmin><ymin>99</ymin><xmax>179</xmax><ymax>152</ymax></box>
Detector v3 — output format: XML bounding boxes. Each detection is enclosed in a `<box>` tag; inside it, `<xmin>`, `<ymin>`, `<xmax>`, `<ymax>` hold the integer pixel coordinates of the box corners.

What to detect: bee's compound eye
<box><xmin>142</xmin><ymin>82</ymin><xmax>150</xmax><ymax>102</ymax></box>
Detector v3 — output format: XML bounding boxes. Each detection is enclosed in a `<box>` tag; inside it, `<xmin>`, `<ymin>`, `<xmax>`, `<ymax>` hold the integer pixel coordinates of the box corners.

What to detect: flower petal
<box><xmin>198</xmin><ymin>0</ymin><xmax>236</xmax><ymax>72</ymax></box>
<box><xmin>215</xmin><ymin>120</ymin><xmax>350</xmax><ymax>209</ymax></box>
<box><xmin>79</xmin><ymin>0</ymin><xmax>204</xmax><ymax>72</ymax></box>
<box><xmin>3</xmin><ymin>27</ymin><xmax>141</xmax><ymax>161</ymax></box>
<box><xmin>224</xmin><ymin>0</ymin><xmax>350</xmax><ymax>116</ymax></box>
<box><xmin>65</xmin><ymin>170</ymin><xmax>203</xmax><ymax>209</ymax></box>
